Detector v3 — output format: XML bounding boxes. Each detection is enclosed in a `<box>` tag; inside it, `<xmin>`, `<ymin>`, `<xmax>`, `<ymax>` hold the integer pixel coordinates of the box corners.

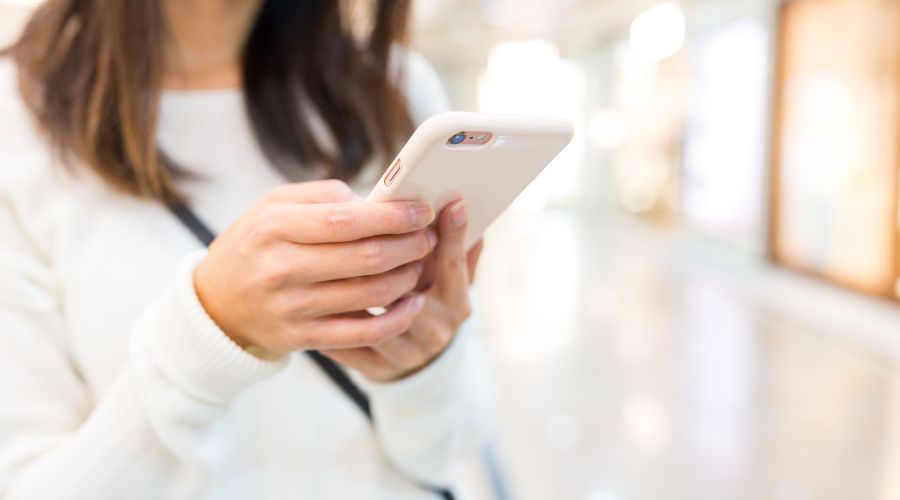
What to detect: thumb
<box><xmin>432</xmin><ymin>199</ymin><xmax>470</xmax><ymax>299</ymax></box>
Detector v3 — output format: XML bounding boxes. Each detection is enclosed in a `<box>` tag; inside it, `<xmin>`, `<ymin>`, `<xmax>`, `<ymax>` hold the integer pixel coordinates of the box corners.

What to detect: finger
<box><xmin>306</xmin><ymin>261</ymin><xmax>423</xmax><ymax>316</ymax></box>
<box><xmin>406</xmin><ymin>297</ymin><xmax>456</xmax><ymax>358</ymax></box>
<box><xmin>320</xmin><ymin>348</ymin><xmax>396</xmax><ymax>381</ymax></box>
<box><xmin>415</xmin><ymin>251</ymin><xmax>438</xmax><ymax>292</ymax></box>
<box><xmin>432</xmin><ymin>199</ymin><xmax>470</xmax><ymax>300</ymax></box>
<box><xmin>466</xmin><ymin>239</ymin><xmax>484</xmax><ymax>285</ymax></box>
<box><xmin>289</xmin><ymin>228</ymin><xmax>437</xmax><ymax>281</ymax></box>
<box><xmin>265</xmin><ymin>179</ymin><xmax>356</xmax><ymax>204</ymax></box>
<box><xmin>267</xmin><ymin>200</ymin><xmax>435</xmax><ymax>244</ymax></box>
<box><xmin>301</xmin><ymin>294</ymin><xmax>426</xmax><ymax>349</ymax></box>
<box><xmin>371</xmin><ymin>333</ymin><xmax>426</xmax><ymax>370</ymax></box>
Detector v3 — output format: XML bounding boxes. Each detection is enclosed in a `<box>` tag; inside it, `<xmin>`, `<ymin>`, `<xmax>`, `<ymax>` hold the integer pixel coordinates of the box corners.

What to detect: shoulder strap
<box><xmin>167</xmin><ymin>203</ymin><xmax>453</xmax><ymax>500</ymax></box>
<box><xmin>305</xmin><ymin>350</ymin><xmax>372</xmax><ymax>419</ymax></box>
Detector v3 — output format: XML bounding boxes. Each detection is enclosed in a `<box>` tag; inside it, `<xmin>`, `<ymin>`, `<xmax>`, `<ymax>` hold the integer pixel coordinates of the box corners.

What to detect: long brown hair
<box><xmin>6</xmin><ymin>0</ymin><xmax>414</xmax><ymax>204</ymax></box>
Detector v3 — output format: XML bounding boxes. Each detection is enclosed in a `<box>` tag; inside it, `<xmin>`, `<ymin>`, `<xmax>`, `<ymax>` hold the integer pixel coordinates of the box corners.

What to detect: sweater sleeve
<box><xmin>0</xmin><ymin>201</ymin><xmax>287</xmax><ymax>499</ymax></box>
<box><xmin>355</xmin><ymin>312</ymin><xmax>496</xmax><ymax>487</ymax></box>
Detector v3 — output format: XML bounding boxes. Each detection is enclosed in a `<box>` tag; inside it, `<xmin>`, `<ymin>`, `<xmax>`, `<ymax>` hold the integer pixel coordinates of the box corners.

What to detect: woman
<box><xmin>0</xmin><ymin>0</ymin><xmax>491</xmax><ymax>498</ymax></box>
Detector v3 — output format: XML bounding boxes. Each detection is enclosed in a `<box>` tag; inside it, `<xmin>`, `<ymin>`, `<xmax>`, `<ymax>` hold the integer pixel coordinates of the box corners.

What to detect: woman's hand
<box><xmin>194</xmin><ymin>180</ymin><xmax>437</xmax><ymax>359</ymax></box>
<box><xmin>322</xmin><ymin>200</ymin><xmax>484</xmax><ymax>382</ymax></box>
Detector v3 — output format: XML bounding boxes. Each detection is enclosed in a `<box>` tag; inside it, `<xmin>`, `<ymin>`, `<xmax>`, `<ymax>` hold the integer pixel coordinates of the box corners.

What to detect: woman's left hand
<box><xmin>321</xmin><ymin>199</ymin><xmax>483</xmax><ymax>382</ymax></box>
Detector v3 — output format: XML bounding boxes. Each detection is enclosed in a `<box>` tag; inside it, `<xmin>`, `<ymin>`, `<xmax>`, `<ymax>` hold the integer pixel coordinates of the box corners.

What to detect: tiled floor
<box><xmin>468</xmin><ymin>207</ymin><xmax>900</xmax><ymax>500</ymax></box>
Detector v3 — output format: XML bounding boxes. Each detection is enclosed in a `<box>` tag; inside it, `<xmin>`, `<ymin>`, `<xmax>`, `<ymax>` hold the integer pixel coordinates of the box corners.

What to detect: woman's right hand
<box><xmin>194</xmin><ymin>180</ymin><xmax>437</xmax><ymax>359</ymax></box>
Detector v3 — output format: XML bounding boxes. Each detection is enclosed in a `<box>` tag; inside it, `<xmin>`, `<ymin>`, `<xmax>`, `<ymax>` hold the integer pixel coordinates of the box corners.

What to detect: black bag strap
<box><xmin>305</xmin><ymin>349</ymin><xmax>371</xmax><ymax>419</ymax></box>
<box><xmin>167</xmin><ymin>203</ymin><xmax>453</xmax><ymax>500</ymax></box>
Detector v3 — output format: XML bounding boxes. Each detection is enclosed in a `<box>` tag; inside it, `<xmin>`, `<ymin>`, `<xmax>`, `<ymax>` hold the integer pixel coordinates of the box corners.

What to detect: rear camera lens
<box><xmin>450</xmin><ymin>132</ymin><xmax>466</xmax><ymax>145</ymax></box>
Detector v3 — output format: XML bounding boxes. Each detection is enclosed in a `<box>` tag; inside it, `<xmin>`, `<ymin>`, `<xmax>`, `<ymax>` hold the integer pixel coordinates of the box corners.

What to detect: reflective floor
<box><xmin>466</xmin><ymin>207</ymin><xmax>900</xmax><ymax>500</ymax></box>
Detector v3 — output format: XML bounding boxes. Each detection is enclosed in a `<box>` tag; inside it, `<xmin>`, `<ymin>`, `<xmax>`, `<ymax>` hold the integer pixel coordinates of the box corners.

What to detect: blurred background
<box><xmin>3</xmin><ymin>0</ymin><xmax>900</xmax><ymax>499</ymax></box>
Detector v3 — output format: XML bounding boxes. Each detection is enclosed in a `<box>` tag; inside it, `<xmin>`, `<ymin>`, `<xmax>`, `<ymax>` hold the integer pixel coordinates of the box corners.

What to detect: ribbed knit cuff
<box><xmin>138</xmin><ymin>251</ymin><xmax>287</xmax><ymax>404</ymax></box>
<box><xmin>354</xmin><ymin>327</ymin><xmax>468</xmax><ymax>411</ymax></box>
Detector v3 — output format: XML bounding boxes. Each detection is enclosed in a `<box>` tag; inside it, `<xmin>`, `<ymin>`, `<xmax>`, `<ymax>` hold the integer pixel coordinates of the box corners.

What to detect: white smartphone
<box><xmin>368</xmin><ymin>112</ymin><xmax>574</xmax><ymax>249</ymax></box>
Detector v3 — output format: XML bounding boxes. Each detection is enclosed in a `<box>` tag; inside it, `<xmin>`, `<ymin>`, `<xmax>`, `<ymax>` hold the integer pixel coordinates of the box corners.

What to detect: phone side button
<box><xmin>384</xmin><ymin>159</ymin><xmax>402</xmax><ymax>186</ymax></box>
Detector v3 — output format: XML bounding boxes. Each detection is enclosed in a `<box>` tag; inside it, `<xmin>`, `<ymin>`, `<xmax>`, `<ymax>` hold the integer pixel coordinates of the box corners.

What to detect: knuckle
<box><xmin>454</xmin><ymin>299</ymin><xmax>472</xmax><ymax>325</ymax></box>
<box><xmin>366</xmin><ymin>317</ymin><xmax>406</xmax><ymax>345</ymax></box>
<box><xmin>415</xmin><ymin>232</ymin><xmax>431</xmax><ymax>258</ymax></box>
<box><xmin>412</xmin><ymin>347</ymin><xmax>429</xmax><ymax>367</ymax></box>
<box><xmin>400</xmin><ymin>309</ymin><xmax>419</xmax><ymax>331</ymax></box>
<box><xmin>381</xmin><ymin>204</ymin><xmax>409</xmax><ymax>231</ymax></box>
<box><xmin>265</xmin><ymin>294</ymin><xmax>292</xmax><ymax>318</ymax></box>
<box><xmin>255</xmin><ymin>267</ymin><xmax>289</xmax><ymax>290</ymax></box>
<box><xmin>248</xmin><ymin>206</ymin><xmax>280</xmax><ymax>242</ymax></box>
<box><xmin>284</xmin><ymin>325</ymin><xmax>316</xmax><ymax>350</ymax></box>
<box><xmin>369</xmin><ymin>277</ymin><xmax>395</xmax><ymax>307</ymax></box>
<box><xmin>447</xmin><ymin>255</ymin><xmax>466</xmax><ymax>274</ymax></box>
<box><xmin>370</xmin><ymin>366</ymin><xmax>394</xmax><ymax>382</ymax></box>
<box><xmin>321</xmin><ymin>208</ymin><xmax>355</xmax><ymax>232</ymax></box>
<box><xmin>400</xmin><ymin>352</ymin><xmax>423</xmax><ymax>372</ymax></box>
<box><xmin>428</xmin><ymin>327</ymin><xmax>453</xmax><ymax>354</ymax></box>
<box><xmin>273</xmin><ymin>291</ymin><xmax>313</xmax><ymax>319</ymax></box>
<box><xmin>358</xmin><ymin>241</ymin><xmax>387</xmax><ymax>271</ymax></box>
<box><xmin>277</xmin><ymin>323</ymin><xmax>299</xmax><ymax>346</ymax></box>
<box><xmin>253</xmin><ymin>254</ymin><xmax>292</xmax><ymax>290</ymax></box>
<box><xmin>460</xmin><ymin>303</ymin><xmax>473</xmax><ymax>322</ymax></box>
<box><xmin>264</xmin><ymin>185</ymin><xmax>289</xmax><ymax>202</ymax></box>
<box><xmin>405</xmin><ymin>265</ymin><xmax>421</xmax><ymax>287</ymax></box>
<box><xmin>360</xmin><ymin>323</ymin><xmax>388</xmax><ymax>345</ymax></box>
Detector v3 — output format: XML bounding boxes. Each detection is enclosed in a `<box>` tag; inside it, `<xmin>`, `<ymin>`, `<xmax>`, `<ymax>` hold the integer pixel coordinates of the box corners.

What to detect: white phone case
<box><xmin>367</xmin><ymin>112</ymin><xmax>574</xmax><ymax>249</ymax></box>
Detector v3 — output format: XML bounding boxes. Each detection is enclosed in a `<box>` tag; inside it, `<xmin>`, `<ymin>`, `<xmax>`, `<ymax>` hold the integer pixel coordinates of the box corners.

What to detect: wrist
<box><xmin>134</xmin><ymin>250</ymin><xmax>289</xmax><ymax>403</ymax></box>
<box><xmin>193</xmin><ymin>259</ymin><xmax>282</xmax><ymax>361</ymax></box>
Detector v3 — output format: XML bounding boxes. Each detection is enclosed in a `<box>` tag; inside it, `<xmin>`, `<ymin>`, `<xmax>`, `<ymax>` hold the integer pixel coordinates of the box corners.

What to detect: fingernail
<box><xmin>409</xmin><ymin>294</ymin><xmax>426</xmax><ymax>313</ymax></box>
<box><xmin>450</xmin><ymin>200</ymin><xmax>467</xmax><ymax>228</ymax></box>
<box><xmin>408</xmin><ymin>203</ymin><xmax>434</xmax><ymax>227</ymax></box>
<box><xmin>426</xmin><ymin>228</ymin><xmax>438</xmax><ymax>249</ymax></box>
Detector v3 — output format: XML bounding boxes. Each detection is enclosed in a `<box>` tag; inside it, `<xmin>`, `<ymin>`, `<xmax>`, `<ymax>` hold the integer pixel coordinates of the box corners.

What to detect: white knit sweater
<box><xmin>0</xmin><ymin>52</ymin><xmax>491</xmax><ymax>499</ymax></box>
